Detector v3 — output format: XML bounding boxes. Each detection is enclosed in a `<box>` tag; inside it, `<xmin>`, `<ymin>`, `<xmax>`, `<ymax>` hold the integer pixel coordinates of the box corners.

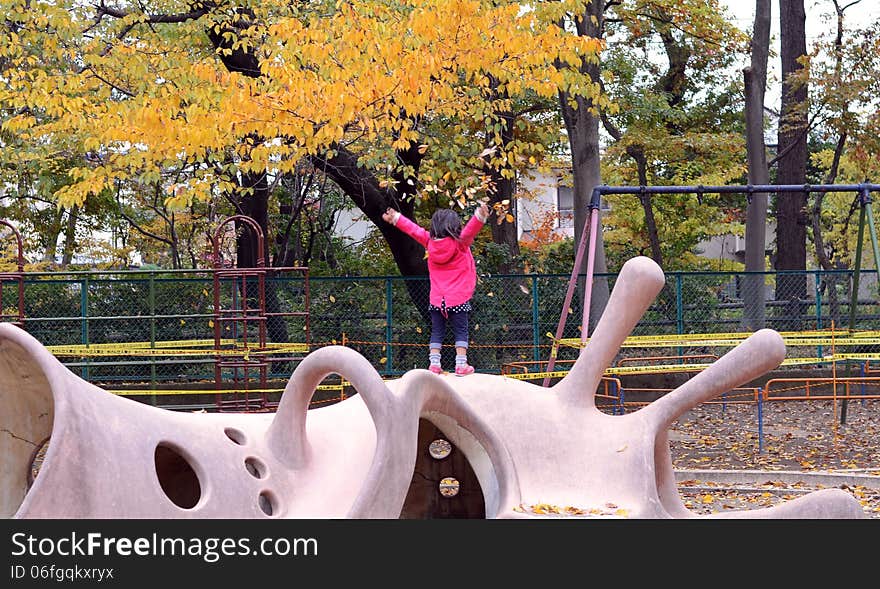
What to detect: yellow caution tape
<box><xmin>48</xmin><ymin>344</ymin><xmax>309</xmax><ymax>357</ymax></box>
<box><xmin>557</xmin><ymin>334</ymin><xmax>880</xmax><ymax>349</ymax></box>
<box><xmin>107</xmin><ymin>383</ymin><xmax>344</xmax><ymax>396</ymax></box>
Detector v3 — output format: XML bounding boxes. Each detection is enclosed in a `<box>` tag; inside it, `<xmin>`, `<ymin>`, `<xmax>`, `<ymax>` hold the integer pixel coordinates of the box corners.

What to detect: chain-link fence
<box><xmin>3</xmin><ymin>267</ymin><xmax>880</xmax><ymax>385</ymax></box>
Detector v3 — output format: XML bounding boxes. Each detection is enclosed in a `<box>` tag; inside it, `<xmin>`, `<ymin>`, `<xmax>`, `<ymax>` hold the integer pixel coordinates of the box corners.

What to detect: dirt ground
<box><xmin>667</xmin><ymin>398</ymin><xmax>880</xmax><ymax>517</ymax></box>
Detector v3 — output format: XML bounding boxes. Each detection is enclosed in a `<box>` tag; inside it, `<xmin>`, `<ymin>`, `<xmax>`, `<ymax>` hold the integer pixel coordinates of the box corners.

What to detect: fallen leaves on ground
<box><xmin>669</xmin><ymin>400</ymin><xmax>880</xmax><ymax>517</ymax></box>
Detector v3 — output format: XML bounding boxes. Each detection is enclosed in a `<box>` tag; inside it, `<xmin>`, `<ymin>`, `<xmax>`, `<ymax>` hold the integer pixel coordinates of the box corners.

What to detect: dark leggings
<box><xmin>429</xmin><ymin>309</ymin><xmax>470</xmax><ymax>349</ymax></box>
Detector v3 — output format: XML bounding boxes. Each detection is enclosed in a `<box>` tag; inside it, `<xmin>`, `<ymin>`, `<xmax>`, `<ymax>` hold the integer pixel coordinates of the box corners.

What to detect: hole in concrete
<box><xmin>245</xmin><ymin>457</ymin><xmax>267</xmax><ymax>479</ymax></box>
<box><xmin>258</xmin><ymin>491</ymin><xmax>278</xmax><ymax>516</ymax></box>
<box><xmin>154</xmin><ymin>443</ymin><xmax>201</xmax><ymax>509</ymax></box>
<box><xmin>400</xmin><ymin>419</ymin><xmax>486</xmax><ymax>519</ymax></box>
<box><xmin>224</xmin><ymin>428</ymin><xmax>247</xmax><ymax>445</ymax></box>
<box><xmin>27</xmin><ymin>436</ymin><xmax>51</xmax><ymax>491</ymax></box>
<box><xmin>0</xmin><ymin>337</ymin><xmax>55</xmax><ymax>519</ymax></box>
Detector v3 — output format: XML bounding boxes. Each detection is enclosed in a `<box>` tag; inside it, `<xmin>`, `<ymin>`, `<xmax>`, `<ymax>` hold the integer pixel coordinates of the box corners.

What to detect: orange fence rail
<box><xmin>763</xmin><ymin>377</ymin><xmax>880</xmax><ymax>401</ymax></box>
<box><xmin>614</xmin><ymin>354</ymin><xmax>719</xmax><ymax>367</ymax></box>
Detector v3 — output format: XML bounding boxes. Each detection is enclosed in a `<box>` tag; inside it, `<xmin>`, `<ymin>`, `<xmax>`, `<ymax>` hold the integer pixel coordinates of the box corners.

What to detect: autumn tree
<box><xmin>0</xmin><ymin>1</ymin><xmax>603</xmax><ymax>307</ymax></box>
<box><xmin>597</xmin><ymin>0</ymin><xmax>749</xmax><ymax>270</ymax></box>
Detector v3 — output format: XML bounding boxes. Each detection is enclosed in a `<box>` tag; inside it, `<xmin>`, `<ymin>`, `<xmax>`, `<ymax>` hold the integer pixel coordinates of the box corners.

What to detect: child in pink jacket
<box><xmin>383</xmin><ymin>203</ymin><xmax>490</xmax><ymax>375</ymax></box>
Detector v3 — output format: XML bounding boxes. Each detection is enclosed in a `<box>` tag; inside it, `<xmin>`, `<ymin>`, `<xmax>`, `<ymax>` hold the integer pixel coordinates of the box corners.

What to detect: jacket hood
<box><xmin>429</xmin><ymin>237</ymin><xmax>460</xmax><ymax>265</ymax></box>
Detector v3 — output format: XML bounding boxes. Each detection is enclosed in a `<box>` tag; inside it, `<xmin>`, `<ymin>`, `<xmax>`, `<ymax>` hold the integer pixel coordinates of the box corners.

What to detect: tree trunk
<box><xmin>482</xmin><ymin>96</ymin><xmax>521</xmax><ymax>274</ymax></box>
<box><xmin>559</xmin><ymin>0</ymin><xmax>609</xmax><ymax>337</ymax></box>
<box><xmin>40</xmin><ymin>207</ymin><xmax>65</xmax><ymax>264</ymax></box>
<box><xmin>776</xmin><ymin>0</ymin><xmax>809</xmax><ymax>330</ymax></box>
<box><xmin>627</xmin><ymin>145</ymin><xmax>663</xmax><ymax>266</ymax></box>
<box><xmin>310</xmin><ymin>148</ymin><xmax>431</xmax><ymax>321</ymax></box>
<box><xmin>60</xmin><ymin>205</ymin><xmax>79</xmax><ymax>267</ymax></box>
<box><xmin>742</xmin><ymin>0</ymin><xmax>772</xmax><ymax>330</ymax></box>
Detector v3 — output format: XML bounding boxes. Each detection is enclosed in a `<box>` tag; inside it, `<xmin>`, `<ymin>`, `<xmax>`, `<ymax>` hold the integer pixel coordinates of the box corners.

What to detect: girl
<box><xmin>383</xmin><ymin>203</ymin><xmax>490</xmax><ymax>375</ymax></box>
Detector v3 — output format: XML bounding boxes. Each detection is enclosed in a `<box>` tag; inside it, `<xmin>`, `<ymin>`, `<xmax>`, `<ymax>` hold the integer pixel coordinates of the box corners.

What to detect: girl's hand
<box><xmin>382</xmin><ymin>208</ymin><xmax>398</xmax><ymax>224</ymax></box>
<box><xmin>477</xmin><ymin>203</ymin><xmax>490</xmax><ymax>221</ymax></box>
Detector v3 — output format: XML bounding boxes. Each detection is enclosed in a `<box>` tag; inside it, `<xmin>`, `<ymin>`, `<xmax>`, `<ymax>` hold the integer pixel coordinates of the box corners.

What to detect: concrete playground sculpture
<box><xmin>0</xmin><ymin>256</ymin><xmax>866</xmax><ymax>519</ymax></box>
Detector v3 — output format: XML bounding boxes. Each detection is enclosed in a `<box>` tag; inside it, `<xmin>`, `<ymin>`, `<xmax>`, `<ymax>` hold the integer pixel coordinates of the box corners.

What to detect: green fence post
<box><xmin>532</xmin><ymin>275</ymin><xmax>540</xmax><ymax>364</ymax></box>
<box><xmin>676</xmin><ymin>274</ymin><xmax>684</xmax><ymax>360</ymax></box>
<box><xmin>80</xmin><ymin>275</ymin><xmax>89</xmax><ymax>381</ymax></box>
<box><xmin>386</xmin><ymin>278</ymin><xmax>393</xmax><ymax>375</ymax></box>
<box><xmin>676</xmin><ymin>274</ymin><xmax>684</xmax><ymax>334</ymax></box>
<box><xmin>149</xmin><ymin>272</ymin><xmax>157</xmax><ymax>404</ymax></box>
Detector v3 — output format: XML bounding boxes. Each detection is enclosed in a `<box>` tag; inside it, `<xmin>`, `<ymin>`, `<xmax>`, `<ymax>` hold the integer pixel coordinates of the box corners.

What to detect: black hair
<box><xmin>429</xmin><ymin>209</ymin><xmax>462</xmax><ymax>239</ymax></box>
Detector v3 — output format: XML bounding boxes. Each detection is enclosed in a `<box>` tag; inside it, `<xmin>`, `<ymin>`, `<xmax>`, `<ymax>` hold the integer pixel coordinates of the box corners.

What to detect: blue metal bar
<box><xmin>593</xmin><ymin>183</ymin><xmax>880</xmax><ymax>199</ymax></box>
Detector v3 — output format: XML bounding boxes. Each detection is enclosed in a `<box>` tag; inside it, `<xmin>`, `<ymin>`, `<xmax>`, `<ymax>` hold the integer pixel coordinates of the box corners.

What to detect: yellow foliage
<box><xmin>1</xmin><ymin>0</ymin><xmax>605</xmax><ymax>208</ymax></box>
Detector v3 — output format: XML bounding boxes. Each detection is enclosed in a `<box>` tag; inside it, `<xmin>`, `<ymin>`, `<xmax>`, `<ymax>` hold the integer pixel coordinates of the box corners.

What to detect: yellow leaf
<box><xmin>208</xmin><ymin>320</ymin><xmax>214</xmax><ymax>328</ymax></box>
<box><xmin>415</xmin><ymin>326</ymin><xmax>422</xmax><ymax>333</ymax></box>
<box><xmin>329</xmin><ymin>295</ymin><xmax>336</xmax><ymax>303</ymax></box>
<box><xmin>701</xmin><ymin>495</ymin><xmax>714</xmax><ymax>504</ymax></box>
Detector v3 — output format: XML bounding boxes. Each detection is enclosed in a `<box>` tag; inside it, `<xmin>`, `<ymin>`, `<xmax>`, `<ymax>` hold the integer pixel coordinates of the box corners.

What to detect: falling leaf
<box><xmin>519</xmin><ymin>283</ymin><xmax>530</xmax><ymax>295</ymax></box>
<box><xmin>415</xmin><ymin>326</ymin><xmax>422</xmax><ymax>333</ymax></box>
<box><xmin>329</xmin><ymin>295</ymin><xmax>336</xmax><ymax>303</ymax></box>
<box><xmin>616</xmin><ymin>444</ymin><xmax>628</xmax><ymax>452</ymax></box>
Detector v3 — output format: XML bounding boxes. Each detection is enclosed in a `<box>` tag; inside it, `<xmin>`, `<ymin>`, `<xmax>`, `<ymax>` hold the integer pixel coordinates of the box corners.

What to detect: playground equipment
<box><xmin>211</xmin><ymin>215</ymin><xmax>311</xmax><ymax>411</ymax></box>
<box><xmin>546</xmin><ymin>183</ymin><xmax>880</xmax><ymax>387</ymax></box>
<box><xmin>1</xmin><ymin>256</ymin><xmax>865</xmax><ymax>518</ymax></box>
<box><xmin>0</xmin><ymin>220</ymin><xmax>25</xmax><ymax>327</ymax></box>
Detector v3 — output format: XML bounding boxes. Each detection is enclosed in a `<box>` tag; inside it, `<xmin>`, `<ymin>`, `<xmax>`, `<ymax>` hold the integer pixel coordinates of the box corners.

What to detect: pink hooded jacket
<box><xmin>391</xmin><ymin>210</ymin><xmax>487</xmax><ymax>309</ymax></box>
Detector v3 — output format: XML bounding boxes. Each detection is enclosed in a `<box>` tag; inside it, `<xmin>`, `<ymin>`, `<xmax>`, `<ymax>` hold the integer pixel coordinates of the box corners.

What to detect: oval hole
<box><xmin>154</xmin><ymin>444</ymin><xmax>201</xmax><ymax>509</ymax></box>
<box><xmin>224</xmin><ymin>428</ymin><xmax>247</xmax><ymax>445</ymax></box>
<box><xmin>245</xmin><ymin>457</ymin><xmax>267</xmax><ymax>479</ymax></box>
<box><xmin>258</xmin><ymin>491</ymin><xmax>278</xmax><ymax>517</ymax></box>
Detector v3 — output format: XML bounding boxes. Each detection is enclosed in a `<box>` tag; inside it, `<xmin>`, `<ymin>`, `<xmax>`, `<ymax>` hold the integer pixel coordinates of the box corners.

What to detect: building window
<box><xmin>557</xmin><ymin>182</ymin><xmax>574</xmax><ymax>228</ymax></box>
